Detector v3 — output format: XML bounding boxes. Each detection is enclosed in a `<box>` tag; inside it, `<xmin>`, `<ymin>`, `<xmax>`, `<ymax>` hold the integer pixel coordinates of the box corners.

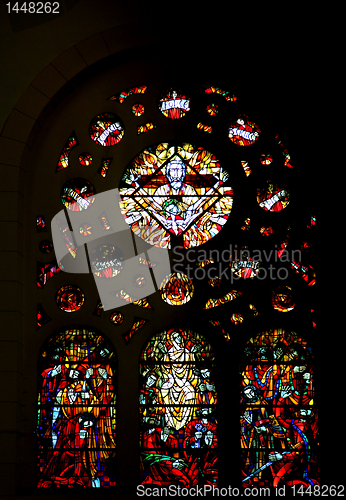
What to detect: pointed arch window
<box><xmin>240</xmin><ymin>329</ymin><xmax>319</xmax><ymax>488</ymax></box>
<box><xmin>139</xmin><ymin>327</ymin><xmax>218</xmax><ymax>486</ymax></box>
<box><xmin>37</xmin><ymin>328</ymin><xmax>117</xmax><ymax>488</ymax></box>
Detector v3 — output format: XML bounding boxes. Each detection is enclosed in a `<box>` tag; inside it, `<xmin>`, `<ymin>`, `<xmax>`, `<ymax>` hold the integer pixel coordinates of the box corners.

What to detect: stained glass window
<box><xmin>39</xmin><ymin>240</ymin><xmax>53</xmax><ymax>253</ymax></box>
<box><xmin>257</xmin><ymin>181</ymin><xmax>290</xmax><ymax>212</ymax></box>
<box><xmin>159</xmin><ymin>89</ymin><xmax>190</xmax><ymax>119</ymax></box>
<box><xmin>37</xmin><ymin>260</ymin><xmax>62</xmax><ymax>288</ymax></box>
<box><xmin>139</xmin><ymin>328</ymin><xmax>218</xmax><ymax>486</ymax></box>
<box><xmin>132</xmin><ymin>103</ymin><xmax>145</xmax><ymax>116</ymax></box>
<box><xmin>159</xmin><ymin>272</ymin><xmax>194</xmax><ymax>306</ymax></box>
<box><xmin>37</xmin><ymin>328</ymin><xmax>116</xmax><ymax>488</ymax></box>
<box><xmin>240</xmin><ymin>329</ymin><xmax>319</xmax><ymax>488</ymax></box>
<box><xmin>108</xmin><ymin>84</ymin><xmax>147</xmax><ymax>103</ymax></box>
<box><xmin>138</xmin><ymin>122</ymin><xmax>156</xmax><ymax>135</ymax></box>
<box><xmin>78</xmin><ymin>152</ymin><xmax>93</xmax><ymax>166</ymax></box>
<box><xmin>56</xmin><ymin>133</ymin><xmax>78</xmax><ymax>172</ymax></box>
<box><xmin>228</xmin><ymin>116</ymin><xmax>261</xmax><ymax>146</ymax></box>
<box><xmin>90</xmin><ymin>245</ymin><xmax>124</xmax><ymax>279</ymax></box>
<box><xmin>119</xmin><ymin>142</ymin><xmax>233</xmax><ymax>249</ymax></box>
<box><xmin>98</xmin><ymin>158</ymin><xmax>112</xmax><ymax>178</ymax></box>
<box><xmin>272</xmin><ymin>286</ymin><xmax>295</xmax><ymax>312</ymax></box>
<box><xmin>37</xmin><ymin>215</ymin><xmax>47</xmax><ymax>232</ymax></box>
<box><xmin>89</xmin><ymin>113</ymin><xmax>124</xmax><ymax>147</ymax></box>
<box><xmin>56</xmin><ymin>285</ymin><xmax>85</xmax><ymax>312</ymax></box>
<box><xmin>60</xmin><ymin>178</ymin><xmax>96</xmax><ymax>211</ymax></box>
<box><xmin>110</xmin><ymin>311</ymin><xmax>124</xmax><ymax>325</ymax></box>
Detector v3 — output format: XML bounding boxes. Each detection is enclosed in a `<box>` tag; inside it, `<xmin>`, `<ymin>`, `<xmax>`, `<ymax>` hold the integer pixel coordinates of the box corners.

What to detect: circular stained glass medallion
<box><xmin>61</xmin><ymin>178</ymin><xmax>96</xmax><ymax>211</ymax></box>
<box><xmin>160</xmin><ymin>272</ymin><xmax>194</xmax><ymax>306</ymax></box>
<box><xmin>90</xmin><ymin>244</ymin><xmax>124</xmax><ymax>278</ymax></box>
<box><xmin>132</xmin><ymin>103</ymin><xmax>145</xmax><ymax>116</ymax></box>
<box><xmin>89</xmin><ymin>113</ymin><xmax>124</xmax><ymax>146</ymax></box>
<box><xmin>158</xmin><ymin>88</ymin><xmax>190</xmax><ymax>119</ymax></box>
<box><xmin>228</xmin><ymin>115</ymin><xmax>260</xmax><ymax>146</ymax></box>
<box><xmin>110</xmin><ymin>311</ymin><xmax>124</xmax><ymax>324</ymax></box>
<box><xmin>39</xmin><ymin>240</ymin><xmax>53</xmax><ymax>254</ymax></box>
<box><xmin>56</xmin><ymin>285</ymin><xmax>85</xmax><ymax>312</ymax></box>
<box><xmin>119</xmin><ymin>142</ymin><xmax>233</xmax><ymax>249</ymax></box>
<box><xmin>257</xmin><ymin>180</ymin><xmax>290</xmax><ymax>212</ymax></box>
<box><xmin>272</xmin><ymin>286</ymin><xmax>295</xmax><ymax>312</ymax></box>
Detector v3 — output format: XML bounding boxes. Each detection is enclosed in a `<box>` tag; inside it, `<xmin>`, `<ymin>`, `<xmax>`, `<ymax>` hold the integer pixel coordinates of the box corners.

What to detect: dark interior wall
<box><xmin>0</xmin><ymin>4</ymin><xmax>330</xmax><ymax>498</ymax></box>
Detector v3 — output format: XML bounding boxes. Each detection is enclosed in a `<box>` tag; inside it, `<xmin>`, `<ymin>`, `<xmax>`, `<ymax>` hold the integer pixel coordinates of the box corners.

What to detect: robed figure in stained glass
<box><xmin>37</xmin><ymin>329</ymin><xmax>116</xmax><ymax>488</ymax></box>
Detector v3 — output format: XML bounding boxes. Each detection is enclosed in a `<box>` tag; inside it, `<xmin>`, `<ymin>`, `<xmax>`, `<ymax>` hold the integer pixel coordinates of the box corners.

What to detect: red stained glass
<box><xmin>56</xmin><ymin>132</ymin><xmax>78</xmax><ymax>172</ymax></box>
<box><xmin>78</xmin><ymin>152</ymin><xmax>93</xmax><ymax>166</ymax></box>
<box><xmin>159</xmin><ymin>88</ymin><xmax>190</xmax><ymax>119</ymax></box>
<box><xmin>228</xmin><ymin>115</ymin><xmax>260</xmax><ymax>146</ymax></box>
<box><xmin>61</xmin><ymin>178</ymin><xmax>96</xmax><ymax>212</ymax></box>
<box><xmin>56</xmin><ymin>285</ymin><xmax>85</xmax><ymax>312</ymax></box>
<box><xmin>89</xmin><ymin>113</ymin><xmax>124</xmax><ymax>147</ymax></box>
<box><xmin>257</xmin><ymin>181</ymin><xmax>290</xmax><ymax>212</ymax></box>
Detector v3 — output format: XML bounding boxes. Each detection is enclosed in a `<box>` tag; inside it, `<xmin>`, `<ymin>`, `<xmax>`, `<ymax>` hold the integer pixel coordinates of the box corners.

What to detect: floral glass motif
<box><xmin>206</xmin><ymin>104</ymin><xmax>218</xmax><ymax>116</ymax></box>
<box><xmin>159</xmin><ymin>272</ymin><xmax>194</xmax><ymax>306</ymax></box>
<box><xmin>240</xmin><ymin>329</ymin><xmax>319</xmax><ymax>488</ymax></box>
<box><xmin>56</xmin><ymin>285</ymin><xmax>85</xmax><ymax>312</ymax></box>
<box><xmin>79</xmin><ymin>223</ymin><xmax>93</xmax><ymax>237</ymax></box>
<box><xmin>119</xmin><ymin>142</ymin><xmax>233</xmax><ymax>249</ymax></box>
<box><xmin>78</xmin><ymin>153</ymin><xmax>93</xmax><ymax>166</ymax></box>
<box><xmin>260</xmin><ymin>154</ymin><xmax>273</xmax><ymax>165</ymax></box>
<box><xmin>197</xmin><ymin>123</ymin><xmax>212</xmax><ymax>133</ymax></box>
<box><xmin>257</xmin><ymin>181</ymin><xmax>290</xmax><ymax>212</ymax></box>
<box><xmin>138</xmin><ymin>122</ymin><xmax>156</xmax><ymax>135</ymax></box>
<box><xmin>203</xmin><ymin>86</ymin><xmax>237</xmax><ymax>102</ymax></box>
<box><xmin>228</xmin><ymin>116</ymin><xmax>261</xmax><ymax>146</ymax></box>
<box><xmin>159</xmin><ymin>89</ymin><xmax>190</xmax><ymax>119</ymax></box>
<box><xmin>37</xmin><ymin>328</ymin><xmax>116</xmax><ymax>488</ymax></box>
<box><xmin>110</xmin><ymin>311</ymin><xmax>124</xmax><ymax>325</ymax></box>
<box><xmin>132</xmin><ymin>103</ymin><xmax>145</xmax><ymax>116</ymax></box>
<box><xmin>123</xmin><ymin>318</ymin><xmax>148</xmax><ymax>344</ymax></box>
<box><xmin>272</xmin><ymin>286</ymin><xmax>295</xmax><ymax>312</ymax></box>
<box><xmin>56</xmin><ymin>133</ymin><xmax>78</xmax><ymax>172</ymax></box>
<box><xmin>89</xmin><ymin>113</ymin><xmax>124</xmax><ymax>147</ymax></box>
<box><xmin>90</xmin><ymin>245</ymin><xmax>124</xmax><ymax>279</ymax></box>
<box><xmin>139</xmin><ymin>328</ymin><xmax>218</xmax><ymax>486</ymax></box>
<box><xmin>61</xmin><ymin>178</ymin><xmax>96</xmax><ymax>211</ymax></box>
<box><xmin>203</xmin><ymin>290</ymin><xmax>241</xmax><ymax>309</ymax></box>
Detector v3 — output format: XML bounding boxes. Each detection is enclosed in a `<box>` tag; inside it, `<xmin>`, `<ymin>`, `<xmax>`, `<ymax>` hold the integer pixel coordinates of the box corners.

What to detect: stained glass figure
<box><xmin>197</xmin><ymin>122</ymin><xmax>212</xmax><ymax>133</ymax></box>
<box><xmin>241</xmin><ymin>160</ymin><xmax>251</xmax><ymax>177</ymax></box>
<box><xmin>138</xmin><ymin>122</ymin><xmax>156</xmax><ymax>134</ymax></box>
<box><xmin>228</xmin><ymin>116</ymin><xmax>260</xmax><ymax>146</ymax></box>
<box><xmin>272</xmin><ymin>286</ymin><xmax>295</xmax><ymax>312</ymax></box>
<box><xmin>89</xmin><ymin>113</ymin><xmax>124</xmax><ymax>147</ymax></box>
<box><xmin>123</xmin><ymin>318</ymin><xmax>147</xmax><ymax>344</ymax></box>
<box><xmin>37</xmin><ymin>328</ymin><xmax>116</xmax><ymax>487</ymax></box>
<box><xmin>37</xmin><ymin>215</ymin><xmax>47</xmax><ymax>232</ymax></box>
<box><xmin>206</xmin><ymin>104</ymin><xmax>218</xmax><ymax>116</ymax></box>
<box><xmin>260</xmin><ymin>154</ymin><xmax>273</xmax><ymax>165</ymax></box>
<box><xmin>98</xmin><ymin>158</ymin><xmax>112</xmax><ymax>178</ymax></box>
<box><xmin>119</xmin><ymin>142</ymin><xmax>233</xmax><ymax>249</ymax></box>
<box><xmin>39</xmin><ymin>240</ymin><xmax>53</xmax><ymax>253</ymax></box>
<box><xmin>37</xmin><ymin>303</ymin><xmax>51</xmax><ymax>329</ymax></box>
<box><xmin>90</xmin><ymin>245</ymin><xmax>124</xmax><ymax>279</ymax></box>
<box><xmin>203</xmin><ymin>85</ymin><xmax>237</xmax><ymax>101</ymax></box>
<box><xmin>132</xmin><ymin>103</ymin><xmax>145</xmax><ymax>116</ymax></box>
<box><xmin>108</xmin><ymin>84</ymin><xmax>147</xmax><ymax>103</ymax></box>
<box><xmin>257</xmin><ymin>181</ymin><xmax>290</xmax><ymax>212</ymax></box>
<box><xmin>230</xmin><ymin>258</ymin><xmax>259</xmax><ymax>279</ymax></box>
<box><xmin>204</xmin><ymin>290</ymin><xmax>241</xmax><ymax>309</ymax></box>
<box><xmin>56</xmin><ymin>133</ymin><xmax>78</xmax><ymax>172</ymax></box>
<box><xmin>110</xmin><ymin>311</ymin><xmax>124</xmax><ymax>325</ymax></box>
<box><xmin>159</xmin><ymin>89</ymin><xmax>190</xmax><ymax>119</ymax></box>
<box><xmin>78</xmin><ymin>152</ymin><xmax>93</xmax><ymax>166</ymax></box>
<box><xmin>56</xmin><ymin>285</ymin><xmax>85</xmax><ymax>312</ymax></box>
<box><xmin>240</xmin><ymin>329</ymin><xmax>319</xmax><ymax>488</ymax></box>
<box><xmin>61</xmin><ymin>178</ymin><xmax>96</xmax><ymax>211</ymax></box>
<box><xmin>79</xmin><ymin>223</ymin><xmax>93</xmax><ymax>237</ymax></box>
<box><xmin>159</xmin><ymin>272</ymin><xmax>194</xmax><ymax>306</ymax></box>
<box><xmin>37</xmin><ymin>260</ymin><xmax>62</xmax><ymax>288</ymax></box>
<box><xmin>139</xmin><ymin>328</ymin><xmax>218</xmax><ymax>485</ymax></box>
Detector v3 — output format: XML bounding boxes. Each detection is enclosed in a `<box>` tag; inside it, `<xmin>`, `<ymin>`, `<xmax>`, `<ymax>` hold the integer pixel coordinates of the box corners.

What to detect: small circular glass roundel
<box><xmin>56</xmin><ymin>285</ymin><xmax>85</xmax><ymax>312</ymax></box>
<box><xmin>110</xmin><ymin>311</ymin><xmax>124</xmax><ymax>324</ymax></box>
<box><xmin>39</xmin><ymin>240</ymin><xmax>53</xmax><ymax>254</ymax></box>
<box><xmin>132</xmin><ymin>103</ymin><xmax>145</xmax><ymax>117</ymax></box>
<box><xmin>257</xmin><ymin>180</ymin><xmax>290</xmax><ymax>212</ymax></box>
<box><xmin>60</xmin><ymin>178</ymin><xmax>96</xmax><ymax>211</ymax></box>
<box><xmin>160</xmin><ymin>272</ymin><xmax>194</xmax><ymax>306</ymax></box>
<box><xmin>89</xmin><ymin>113</ymin><xmax>125</xmax><ymax>147</ymax></box>
<box><xmin>228</xmin><ymin>115</ymin><xmax>261</xmax><ymax>146</ymax></box>
<box><xmin>78</xmin><ymin>152</ymin><xmax>93</xmax><ymax>166</ymax></box>
<box><xmin>272</xmin><ymin>286</ymin><xmax>295</xmax><ymax>312</ymax></box>
<box><xmin>119</xmin><ymin>142</ymin><xmax>233</xmax><ymax>249</ymax></box>
<box><xmin>90</xmin><ymin>244</ymin><xmax>124</xmax><ymax>278</ymax></box>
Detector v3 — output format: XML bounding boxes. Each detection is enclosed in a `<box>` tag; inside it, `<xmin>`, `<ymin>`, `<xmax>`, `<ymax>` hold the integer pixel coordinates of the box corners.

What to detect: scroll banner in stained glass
<box><xmin>51</xmin><ymin>188</ymin><xmax>171</xmax><ymax>310</ymax></box>
<box><xmin>228</xmin><ymin>116</ymin><xmax>260</xmax><ymax>146</ymax></box>
<box><xmin>257</xmin><ymin>181</ymin><xmax>290</xmax><ymax>212</ymax></box>
<box><xmin>139</xmin><ymin>328</ymin><xmax>218</xmax><ymax>486</ymax></box>
<box><xmin>159</xmin><ymin>89</ymin><xmax>190</xmax><ymax>119</ymax></box>
<box><xmin>240</xmin><ymin>329</ymin><xmax>319</xmax><ymax>488</ymax></box>
<box><xmin>119</xmin><ymin>142</ymin><xmax>233</xmax><ymax>249</ymax></box>
<box><xmin>89</xmin><ymin>113</ymin><xmax>124</xmax><ymax>147</ymax></box>
<box><xmin>37</xmin><ymin>328</ymin><xmax>116</xmax><ymax>488</ymax></box>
